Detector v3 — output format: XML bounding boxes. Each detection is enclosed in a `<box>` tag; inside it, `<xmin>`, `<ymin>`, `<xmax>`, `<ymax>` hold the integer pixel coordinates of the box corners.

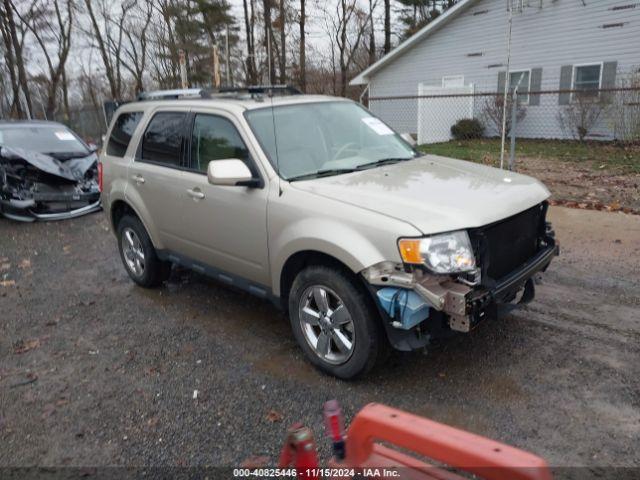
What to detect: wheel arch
<box><xmin>278</xmin><ymin>250</ymin><xmax>370</xmax><ymax>310</ymax></box>
<box><xmin>109</xmin><ymin>199</ymin><xmax>162</xmax><ymax>249</ymax></box>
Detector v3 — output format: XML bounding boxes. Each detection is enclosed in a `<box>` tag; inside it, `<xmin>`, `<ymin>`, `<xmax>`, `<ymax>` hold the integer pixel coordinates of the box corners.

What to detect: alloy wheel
<box><xmin>298</xmin><ymin>285</ymin><xmax>355</xmax><ymax>365</ymax></box>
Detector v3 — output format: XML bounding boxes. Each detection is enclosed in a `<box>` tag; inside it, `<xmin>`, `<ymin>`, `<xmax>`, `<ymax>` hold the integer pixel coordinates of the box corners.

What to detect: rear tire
<box><xmin>288</xmin><ymin>265</ymin><xmax>385</xmax><ymax>379</ymax></box>
<box><xmin>117</xmin><ymin>215</ymin><xmax>171</xmax><ymax>288</ymax></box>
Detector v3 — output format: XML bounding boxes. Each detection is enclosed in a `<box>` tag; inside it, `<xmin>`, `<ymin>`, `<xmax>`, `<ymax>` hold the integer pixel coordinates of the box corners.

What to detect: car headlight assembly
<box><xmin>398</xmin><ymin>231</ymin><xmax>476</xmax><ymax>274</ymax></box>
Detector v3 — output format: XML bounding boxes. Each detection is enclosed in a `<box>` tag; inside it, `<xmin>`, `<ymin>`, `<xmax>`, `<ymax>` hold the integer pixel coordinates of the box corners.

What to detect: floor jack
<box><xmin>278</xmin><ymin>401</ymin><xmax>552</xmax><ymax>480</ymax></box>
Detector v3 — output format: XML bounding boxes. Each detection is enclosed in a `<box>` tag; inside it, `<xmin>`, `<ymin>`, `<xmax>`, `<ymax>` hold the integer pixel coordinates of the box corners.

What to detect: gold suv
<box><xmin>100</xmin><ymin>87</ymin><xmax>557</xmax><ymax>379</ymax></box>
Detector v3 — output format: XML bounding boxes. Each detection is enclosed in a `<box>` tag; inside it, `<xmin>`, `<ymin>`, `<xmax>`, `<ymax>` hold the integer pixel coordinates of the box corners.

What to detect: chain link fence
<box><xmin>53</xmin><ymin>105</ymin><xmax>107</xmax><ymax>146</ymax></box>
<box><xmin>367</xmin><ymin>72</ymin><xmax>640</xmax><ymax>169</ymax></box>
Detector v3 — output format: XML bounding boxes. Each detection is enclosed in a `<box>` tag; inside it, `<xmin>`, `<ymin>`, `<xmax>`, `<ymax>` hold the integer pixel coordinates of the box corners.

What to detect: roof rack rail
<box><xmin>205</xmin><ymin>85</ymin><xmax>302</xmax><ymax>97</ymax></box>
<box><xmin>137</xmin><ymin>88</ymin><xmax>207</xmax><ymax>101</ymax></box>
<box><xmin>137</xmin><ymin>85</ymin><xmax>302</xmax><ymax>102</ymax></box>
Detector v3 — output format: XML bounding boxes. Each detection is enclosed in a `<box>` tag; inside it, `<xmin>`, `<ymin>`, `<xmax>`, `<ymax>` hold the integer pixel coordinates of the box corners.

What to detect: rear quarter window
<box><xmin>107</xmin><ymin>112</ymin><xmax>143</xmax><ymax>157</ymax></box>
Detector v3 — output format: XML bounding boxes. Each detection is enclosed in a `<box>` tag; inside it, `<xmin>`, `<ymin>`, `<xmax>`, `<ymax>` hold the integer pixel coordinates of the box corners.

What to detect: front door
<box><xmin>177</xmin><ymin>112</ymin><xmax>270</xmax><ymax>286</ymax></box>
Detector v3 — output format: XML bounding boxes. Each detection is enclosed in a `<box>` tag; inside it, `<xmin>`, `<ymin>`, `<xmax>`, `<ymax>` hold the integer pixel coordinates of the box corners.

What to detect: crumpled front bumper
<box><xmin>361</xmin><ymin>236</ymin><xmax>559</xmax><ymax>350</ymax></box>
<box><xmin>0</xmin><ymin>196</ymin><xmax>102</xmax><ymax>222</ymax></box>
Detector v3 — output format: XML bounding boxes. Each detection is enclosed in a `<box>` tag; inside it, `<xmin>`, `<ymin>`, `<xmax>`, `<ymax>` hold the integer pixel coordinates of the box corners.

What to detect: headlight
<box><xmin>398</xmin><ymin>231</ymin><xmax>476</xmax><ymax>274</ymax></box>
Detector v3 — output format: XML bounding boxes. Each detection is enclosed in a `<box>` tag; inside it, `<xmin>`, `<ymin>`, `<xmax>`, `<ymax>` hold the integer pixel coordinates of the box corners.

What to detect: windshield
<box><xmin>245</xmin><ymin>101</ymin><xmax>417</xmax><ymax>180</ymax></box>
<box><xmin>0</xmin><ymin>125</ymin><xmax>89</xmax><ymax>156</ymax></box>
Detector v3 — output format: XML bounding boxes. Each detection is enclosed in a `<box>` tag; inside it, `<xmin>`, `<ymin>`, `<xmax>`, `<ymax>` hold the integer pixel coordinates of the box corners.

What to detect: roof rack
<box><xmin>137</xmin><ymin>85</ymin><xmax>302</xmax><ymax>102</ymax></box>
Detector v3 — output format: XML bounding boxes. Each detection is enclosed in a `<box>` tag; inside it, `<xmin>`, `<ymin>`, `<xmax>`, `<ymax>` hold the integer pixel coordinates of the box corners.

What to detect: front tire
<box><xmin>117</xmin><ymin>215</ymin><xmax>171</xmax><ymax>288</ymax></box>
<box><xmin>288</xmin><ymin>265</ymin><xmax>384</xmax><ymax>379</ymax></box>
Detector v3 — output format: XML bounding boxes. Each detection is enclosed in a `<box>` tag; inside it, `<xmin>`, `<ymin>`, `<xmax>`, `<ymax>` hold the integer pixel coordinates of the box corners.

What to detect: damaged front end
<box><xmin>0</xmin><ymin>146</ymin><xmax>101</xmax><ymax>222</ymax></box>
<box><xmin>362</xmin><ymin>203</ymin><xmax>559</xmax><ymax>351</ymax></box>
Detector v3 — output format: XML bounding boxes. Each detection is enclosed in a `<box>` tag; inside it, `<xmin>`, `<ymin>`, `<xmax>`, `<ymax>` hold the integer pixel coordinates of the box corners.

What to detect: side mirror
<box><xmin>207</xmin><ymin>159</ymin><xmax>255</xmax><ymax>187</ymax></box>
<box><xmin>400</xmin><ymin>133</ymin><xmax>417</xmax><ymax>147</ymax></box>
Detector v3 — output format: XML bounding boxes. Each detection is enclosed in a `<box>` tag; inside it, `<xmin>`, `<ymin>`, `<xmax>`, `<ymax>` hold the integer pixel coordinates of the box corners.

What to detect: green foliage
<box><xmin>450</xmin><ymin>118</ymin><xmax>484</xmax><ymax>140</ymax></box>
<box><xmin>158</xmin><ymin>0</ymin><xmax>237</xmax><ymax>87</ymax></box>
<box><xmin>396</xmin><ymin>0</ymin><xmax>458</xmax><ymax>39</ymax></box>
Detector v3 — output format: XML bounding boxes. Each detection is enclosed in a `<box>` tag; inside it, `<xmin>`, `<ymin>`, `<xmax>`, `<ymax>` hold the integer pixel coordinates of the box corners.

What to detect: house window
<box><xmin>442</xmin><ymin>75</ymin><xmax>465</xmax><ymax>88</ymax></box>
<box><xmin>573</xmin><ymin>64</ymin><xmax>602</xmax><ymax>98</ymax></box>
<box><xmin>509</xmin><ymin>70</ymin><xmax>530</xmax><ymax>104</ymax></box>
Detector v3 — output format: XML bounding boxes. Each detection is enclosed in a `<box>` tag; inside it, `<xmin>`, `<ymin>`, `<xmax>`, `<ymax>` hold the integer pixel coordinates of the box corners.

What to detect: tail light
<box><xmin>98</xmin><ymin>161</ymin><xmax>103</xmax><ymax>192</ymax></box>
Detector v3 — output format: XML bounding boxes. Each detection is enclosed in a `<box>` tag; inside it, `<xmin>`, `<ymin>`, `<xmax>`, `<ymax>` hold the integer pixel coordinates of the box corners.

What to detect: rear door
<box><xmin>126</xmin><ymin>109</ymin><xmax>191</xmax><ymax>252</ymax></box>
<box><xmin>177</xmin><ymin>110</ymin><xmax>270</xmax><ymax>286</ymax></box>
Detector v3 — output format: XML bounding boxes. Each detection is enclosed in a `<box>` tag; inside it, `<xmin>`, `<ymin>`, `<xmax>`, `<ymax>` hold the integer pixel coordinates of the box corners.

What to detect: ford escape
<box><xmin>100</xmin><ymin>87</ymin><xmax>558</xmax><ymax>379</ymax></box>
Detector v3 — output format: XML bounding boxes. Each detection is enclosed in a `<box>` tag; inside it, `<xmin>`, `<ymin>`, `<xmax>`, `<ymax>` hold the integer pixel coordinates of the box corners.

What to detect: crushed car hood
<box><xmin>290</xmin><ymin>155</ymin><xmax>551</xmax><ymax>235</ymax></box>
<box><xmin>0</xmin><ymin>146</ymin><xmax>97</xmax><ymax>182</ymax></box>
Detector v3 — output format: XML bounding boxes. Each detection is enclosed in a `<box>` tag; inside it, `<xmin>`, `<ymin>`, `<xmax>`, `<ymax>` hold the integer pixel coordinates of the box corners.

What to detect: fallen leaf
<box><xmin>266</xmin><ymin>410</ymin><xmax>283</xmax><ymax>423</ymax></box>
<box><xmin>41</xmin><ymin>404</ymin><xmax>56</xmax><ymax>419</ymax></box>
<box><xmin>19</xmin><ymin>259</ymin><xmax>31</xmax><ymax>269</ymax></box>
<box><xmin>240</xmin><ymin>456</ymin><xmax>270</xmax><ymax>469</ymax></box>
<box><xmin>13</xmin><ymin>338</ymin><xmax>41</xmax><ymax>355</ymax></box>
<box><xmin>0</xmin><ymin>263</ymin><xmax>10</xmax><ymax>271</ymax></box>
<box><xmin>0</xmin><ymin>280</ymin><xmax>16</xmax><ymax>287</ymax></box>
<box><xmin>62</xmin><ymin>245</ymin><xmax>71</xmax><ymax>254</ymax></box>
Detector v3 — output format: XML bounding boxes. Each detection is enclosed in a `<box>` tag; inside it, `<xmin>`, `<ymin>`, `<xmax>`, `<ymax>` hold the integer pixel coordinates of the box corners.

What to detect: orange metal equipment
<box><xmin>329</xmin><ymin>403</ymin><xmax>553</xmax><ymax>480</ymax></box>
<box><xmin>278</xmin><ymin>423</ymin><xmax>320</xmax><ymax>480</ymax></box>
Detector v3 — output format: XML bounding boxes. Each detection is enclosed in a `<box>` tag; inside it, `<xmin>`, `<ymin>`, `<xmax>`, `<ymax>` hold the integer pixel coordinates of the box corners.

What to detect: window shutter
<box><xmin>558</xmin><ymin>65</ymin><xmax>573</xmax><ymax>105</ymax></box>
<box><xmin>601</xmin><ymin>61</ymin><xmax>618</xmax><ymax>102</ymax></box>
<box><xmin>529</xmin><ymin>68</ymin><xmax>543</xmax><ymax>106</ymax></box>
<box><xmin>497</xmin><ymin>71</ymin><xmax>506</xmax><ymax>94</ymax></box>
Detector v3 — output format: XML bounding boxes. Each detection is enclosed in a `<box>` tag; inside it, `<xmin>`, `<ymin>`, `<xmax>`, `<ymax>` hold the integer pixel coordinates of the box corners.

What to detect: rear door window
<box><xmin>140</xmin><ymin>112</ymin><xmax>187</xmax><ymax>168</ymax></box>
<box><xmin>106</xmin><ymin>112</ymin><xmax>143</xmax><ymax>157</ymax></box>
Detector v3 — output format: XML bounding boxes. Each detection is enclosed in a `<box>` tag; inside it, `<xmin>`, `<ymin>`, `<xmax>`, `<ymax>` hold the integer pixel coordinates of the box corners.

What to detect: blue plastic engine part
<box><xmin>376</xmin><ymin>288</ymin><xmax>430</xmax><ymax>330</ymax></box>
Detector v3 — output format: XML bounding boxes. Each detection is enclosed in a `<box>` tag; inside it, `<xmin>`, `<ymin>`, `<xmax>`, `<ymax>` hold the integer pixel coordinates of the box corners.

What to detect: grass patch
<box><xmin>418</xmin><ymin>138</ymin><xmax>640</xmax><ymax>173</ymax></box>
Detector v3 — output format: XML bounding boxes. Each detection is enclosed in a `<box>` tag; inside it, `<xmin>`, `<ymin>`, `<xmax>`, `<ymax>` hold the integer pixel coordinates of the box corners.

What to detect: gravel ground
<box><xmin>1</xmin><ymin>207</ymin><xmax>639</xmax><ymax>474</ymax></box>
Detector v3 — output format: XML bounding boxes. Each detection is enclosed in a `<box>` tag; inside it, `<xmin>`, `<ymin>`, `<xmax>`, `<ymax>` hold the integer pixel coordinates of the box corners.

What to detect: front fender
<box><xmin>271</xmin><ymin>217</ymin><xmax>402</xmax><ymax>297</ymax></box>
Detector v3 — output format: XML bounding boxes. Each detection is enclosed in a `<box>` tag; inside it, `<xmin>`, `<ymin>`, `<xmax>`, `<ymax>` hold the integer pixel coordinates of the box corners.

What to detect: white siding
<box><xmin>367</xmin><ymin>0</ymin><xmax>640</xmax><ymax>138</ymax></box>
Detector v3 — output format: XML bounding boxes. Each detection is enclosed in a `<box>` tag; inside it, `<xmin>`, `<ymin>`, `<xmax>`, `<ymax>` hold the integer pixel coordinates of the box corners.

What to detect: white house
<box><xmin>351</xmin><ymin>0</ymin><xmax>640</xmax><ymax>143</ymax></box>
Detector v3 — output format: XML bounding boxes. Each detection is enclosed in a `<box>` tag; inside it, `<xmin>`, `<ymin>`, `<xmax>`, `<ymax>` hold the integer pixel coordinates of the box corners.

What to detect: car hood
<box><xmin>0</xmin><ymin>146</ymin><xmax>97</xmax><ymax>182</ymax></box>
<box><xmin>289</xmin><ymin>155</ymin><xmax>551</xmax><ymax>235</ymax></box>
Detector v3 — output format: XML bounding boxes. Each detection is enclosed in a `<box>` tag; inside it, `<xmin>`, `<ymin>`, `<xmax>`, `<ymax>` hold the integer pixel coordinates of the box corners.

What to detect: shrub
<box><xmin>557</xmin><ymin>94</ymin><xmax>608</xmax><ymax>142</ymax></box>
<box><xmin>481</xmin><ymin>95</ymin><xmax>527</xmax><ymax>137</ymax></box>
<box><xmin>450</xmin><ymin>118</ymin><xmax>484</xmax><ymax>140</ymax></box>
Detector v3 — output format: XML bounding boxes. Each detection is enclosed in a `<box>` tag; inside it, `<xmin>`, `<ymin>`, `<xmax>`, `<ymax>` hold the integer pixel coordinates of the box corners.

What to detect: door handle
<box><xmin>187</xmin><ymin>188</ymin><xmax>205</xmax><ymax>200</ymax></box>
<box><xmin>132</xmin><ymin>174</ymin><xmax>145</xmax><ymax>185</ymax></box>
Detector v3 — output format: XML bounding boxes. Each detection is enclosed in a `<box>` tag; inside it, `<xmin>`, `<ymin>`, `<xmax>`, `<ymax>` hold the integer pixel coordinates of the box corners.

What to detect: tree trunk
<box><xmin>84</xmin><ymin>0</ymin><xmax>118</xmax><ymax>99</ymax></box>
<box><xmin>262</xmin><ymin>0</ymin><xmax>275</xmax><ymax>84</ymax></box>
<box><xmin>368</xmin><ymin>0</ymin><xmax>376</xmax><ymax>66</ymax></box>
<box><xmin>3</xmin><ymin>0</ymin><xmax>32</xmax><ymax>117</ymax></box>
<box><xmin>242</xmin><ymin>0</ymin><xmax>256</xmax><ymax>84</ymax></box>
<box><xmin>384</xmin><ymin>0</ymin><xmax>391</xmax><ymax>54</ymax></box>
<box><xmin>339</xmin><ymin>0</ymin><xmax>347</xmax><ymax>97</ymax></box>
<box><xmin>61</xmin><ymin>66</ymin><xmax>70</xmax><ymax>121</ymax></box>
<box><xmin>299</xmin><ymin>0</ymin><xmax>305</xmax><ymax>92</ymax></box>
<box><xmin>0</xmin><ymin>7</ymin><xmax>22</xmax><ymax>117</ymax></box>
<box><xmin>278</xmin><ymin>0</ymin><xmax>286</xmax><ymax>84</ymax></box>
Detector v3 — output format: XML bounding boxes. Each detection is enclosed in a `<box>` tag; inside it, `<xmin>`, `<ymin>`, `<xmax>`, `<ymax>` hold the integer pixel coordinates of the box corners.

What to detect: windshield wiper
<box><xmin>355</xmin><ymin>157</ymin><xmax>414</xmax><ymax>170</ymax></box>
<box><xmin>288</xmin><ymin>168</ymin><xmax>357</xmax><ymax>182</ymax></box>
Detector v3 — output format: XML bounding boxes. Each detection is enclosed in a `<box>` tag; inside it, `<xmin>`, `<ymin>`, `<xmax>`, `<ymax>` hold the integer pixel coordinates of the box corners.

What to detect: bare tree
<box><xmin>558</xmin><ymin>94</ymin><xmax>608</xmax><ymax>142</ymax></box>
<box><xmin>298</xmin><ymin>0</ymin><xmax>305</xmax><ymax>91</ymax></box>
<box><xmin>262</xmin><ymin>0</ymin><xmax>275</xmax><ymax>84</ymax></box>
<box><xmin>121</xmin><ymin>1</ymin><xmax>153</xmax><ymax>94</ymax></box>
<box><xmin>324</xmin><ymin>0</ymin><xmax>374</xmax><ymax>97</ymax></box>
<box><xmin>277</xmin><ymin>0</ymin><xmax>286</xmax><ymax>83</ymax></box>
<box><xmin>16</xmin><ymin>0</ymin><xmax>74</xmax><ymax>119</ymax></box>
<box><xmin>83</xmin><ymin>0</ymin><xmax>133</xmax><ymax>100</ymax></box>
<box><xmin>242</xmin><ymin>0</ymin><xmax>257</xmax><ymax>84</ymax></box>
<box><xmin>0</xmin><ymin>0</ymin><xmax>35</xmax><ymax>117</ymax></box>
<box><xmin>383</xmin><ymin>0</ymin><xmax>390</xmax><ymax>54</ymax></box>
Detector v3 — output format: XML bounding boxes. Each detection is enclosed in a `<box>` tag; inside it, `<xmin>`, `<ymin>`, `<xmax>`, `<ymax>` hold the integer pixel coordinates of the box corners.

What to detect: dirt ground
<box><xmin>1</xmin><ymin>207</ymin><xmax>639</xmax><ymax>477</ymax></box>
<box><xmin>515</xmin><ymin>157</ymin><xmax>640</xmax><ymax>213</ymax></box>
